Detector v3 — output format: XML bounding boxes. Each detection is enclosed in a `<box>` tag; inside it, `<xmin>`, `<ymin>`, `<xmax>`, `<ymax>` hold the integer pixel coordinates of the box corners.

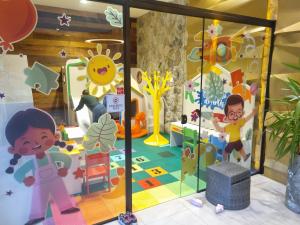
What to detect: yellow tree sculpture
<box><xmin>142</xmin><ymin>70</ymin><xmax>172</xmax><ymax>146</ymax></box>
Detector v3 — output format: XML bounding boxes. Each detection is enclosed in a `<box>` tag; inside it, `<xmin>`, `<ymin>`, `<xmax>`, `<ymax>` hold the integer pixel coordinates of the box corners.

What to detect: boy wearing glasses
<box><xmin>213</xmin><ymin>94</ymin><xmax>256</xmax><ymax>162</ymax></box>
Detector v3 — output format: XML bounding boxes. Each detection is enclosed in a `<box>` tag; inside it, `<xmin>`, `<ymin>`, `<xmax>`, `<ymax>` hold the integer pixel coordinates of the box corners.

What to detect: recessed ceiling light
<box><xmin>80</xmin><ymin>0</ymin><xmax>88</xmax><ymax>4</ymax></box>
<box><xmin>85</xmin><ymin>39</ymin><xmax>124</xmax><ymax>44</ymax></box>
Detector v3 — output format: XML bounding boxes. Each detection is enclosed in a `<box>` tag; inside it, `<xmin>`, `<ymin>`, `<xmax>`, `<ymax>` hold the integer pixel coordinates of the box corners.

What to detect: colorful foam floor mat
<box><xmin>113</xmin><ymin>133</ymin><xmax>207</xmax><ymax>211</ymax></box>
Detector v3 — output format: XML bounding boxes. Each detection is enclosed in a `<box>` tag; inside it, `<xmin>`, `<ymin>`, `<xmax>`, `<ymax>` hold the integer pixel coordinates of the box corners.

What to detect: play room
<box><xmin>0</xmin><ymin>1</ymin><xmax>273</xmax><ymax>225</ymax></box>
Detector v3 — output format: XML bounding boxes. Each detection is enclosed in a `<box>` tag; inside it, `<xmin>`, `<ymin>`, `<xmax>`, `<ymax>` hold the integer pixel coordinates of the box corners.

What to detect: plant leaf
<box><xmin>83</xmin><ymin>113</ymin><xmax>117</xmax><ymax>152</ymax></box>
<box><xmin>287</xmin><ymin>78</ymin><xmax>300</xmax><ymax>96</ymax></box>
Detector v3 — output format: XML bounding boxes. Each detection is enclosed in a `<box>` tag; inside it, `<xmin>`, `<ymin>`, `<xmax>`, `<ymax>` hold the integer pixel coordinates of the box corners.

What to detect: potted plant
<box><xmin>268</xmin><ymin>77</ymin><xmax>300</xmax><ymax>213</ymax></box>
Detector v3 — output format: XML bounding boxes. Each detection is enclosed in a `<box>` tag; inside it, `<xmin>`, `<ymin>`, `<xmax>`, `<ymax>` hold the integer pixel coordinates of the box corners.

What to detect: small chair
<box><xmin>183</xmin><ymin>127</ymin><xmax>198</xmax><ymax>152</ymax></box>
<box><xmin>85</xmin><ymin>152</ymin><xmax>111</xmax><ymax>194</ymax></box>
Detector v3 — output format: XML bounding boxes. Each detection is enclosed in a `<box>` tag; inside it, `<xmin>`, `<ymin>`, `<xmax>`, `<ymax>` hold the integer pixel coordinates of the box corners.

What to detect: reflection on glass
<box><xmin>186</xmin><ymin>19</ymin><xmax>266</xmax><ymax>191</ymax></box>
<box><xmin>0</xmin><ymin>1</ymin><xmax>125</xmax><ymax>224</ymax></box>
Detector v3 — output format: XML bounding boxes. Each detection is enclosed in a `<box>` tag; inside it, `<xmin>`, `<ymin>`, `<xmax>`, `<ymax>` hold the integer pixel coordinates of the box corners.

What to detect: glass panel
<box><xmin>130</xmin><ymin>7</ymin><xmax>203</xmax><ymax>211</ymax></box>
<box><xmin>194</xmin><ymin>18</ymin><xmax>267</xmax><ymax>190</ymax></box>
<box><xmin>0</xmin><ymin>1</ymin><xmax>125</xmax><ymax>224</ymax></box>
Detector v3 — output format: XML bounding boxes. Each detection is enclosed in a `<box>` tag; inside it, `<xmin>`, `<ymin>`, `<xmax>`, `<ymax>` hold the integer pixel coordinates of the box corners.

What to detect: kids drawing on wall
<box><xmin>5</xmin><ymin>108</ymin><xmax>79</xmax><ymax>225</ymax></box>
<box><xmin>212</xmin><ymin>94</ymin><xmax>256</xmax><ymax>162</ymax></box>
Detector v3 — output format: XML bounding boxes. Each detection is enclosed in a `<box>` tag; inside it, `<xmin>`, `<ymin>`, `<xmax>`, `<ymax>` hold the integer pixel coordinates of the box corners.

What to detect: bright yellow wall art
<box><xmin>77</xmin><ymin>44</ymin><xmax>123</xmax><ymax>96</ymax></box>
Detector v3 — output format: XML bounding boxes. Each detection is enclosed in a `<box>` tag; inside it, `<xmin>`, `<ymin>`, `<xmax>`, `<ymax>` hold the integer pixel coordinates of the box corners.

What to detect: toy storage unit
<box><xmin>206</xmin><ymin>162</ymin><xmax>251</xmax><ymax>210</ymax></box>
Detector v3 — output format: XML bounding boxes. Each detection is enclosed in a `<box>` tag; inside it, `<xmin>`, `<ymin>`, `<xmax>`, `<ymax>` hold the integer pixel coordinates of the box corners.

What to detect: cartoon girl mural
<box><xmin>5</xmin><ymin>108</ymin><xmax>79</xmax><ymax>225</ymax></box>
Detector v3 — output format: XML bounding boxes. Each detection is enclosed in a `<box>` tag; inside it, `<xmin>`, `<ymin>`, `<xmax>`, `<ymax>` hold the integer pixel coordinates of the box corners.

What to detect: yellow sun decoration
<box><xmin>77</xmin><ymin>43</ymin><xmax>123</xmax><ymax>96</ymax></box>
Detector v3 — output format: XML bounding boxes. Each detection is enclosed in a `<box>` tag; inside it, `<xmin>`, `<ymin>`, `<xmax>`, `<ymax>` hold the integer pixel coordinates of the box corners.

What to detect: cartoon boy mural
<box><xmin>212</xmin><ymin>94</ymin><xmax>256</xmax><ymax>162</ymax></box>
<box><xmin>4</xmin><ymin>108</ymin><xmax>79</xmax><ymax>225</ymax></box>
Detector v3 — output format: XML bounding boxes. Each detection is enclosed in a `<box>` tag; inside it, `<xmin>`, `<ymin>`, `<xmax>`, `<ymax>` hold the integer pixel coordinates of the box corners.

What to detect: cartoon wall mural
<box><xmin>4</xmin><ymin>108</ymin><xmax>80</xmax><ymax>225</ymax></box>
<box><xmin>187</xmin><ymin>21</ymin><xmax>245</xmax><ymax>76</ymax></box>
<box><xmin>0</xmin><ymin>0</ymin><xmax>37</xmax><ymax>53</ymax></box>
<box><xmin>212</xmin><ymin>95</ymin><xmax>256</xmax><ymax>162</ymax></box>
<box><xmin>77</xmin><ymin>44</ymin><xmax>123</xmax><ymax>96</ymax></box>
<box><xmin>183</xmin><ymin>63</ymin><xmax>256</xmax><ymax>168</ymax></box>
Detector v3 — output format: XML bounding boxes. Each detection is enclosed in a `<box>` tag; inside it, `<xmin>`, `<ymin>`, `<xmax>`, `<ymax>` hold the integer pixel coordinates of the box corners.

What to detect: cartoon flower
<box><xmin>191</xmin><ymin>110</ymin><xmax>199</xmax><ymax>122</ymax></box>
<box><xmin>185</xmin><ymin>80</ymin><xmax>195</xmax><ymax>92</ymax></box>
<box><xmin>207</xmin><ymin>24</ymin><xmax>217</xmax><ymax>38</ymax></box>
<box><xmin>185</xmin><ymin>80</ymin><xmax>199</xmax><ymax>103</ymax></box>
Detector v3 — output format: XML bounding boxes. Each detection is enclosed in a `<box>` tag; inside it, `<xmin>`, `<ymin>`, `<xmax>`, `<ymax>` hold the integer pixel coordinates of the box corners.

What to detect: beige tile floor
<box><xmin>105</xmin><ymin>175</ymin><xmax>300</xmax><ymax>225</ymax></box>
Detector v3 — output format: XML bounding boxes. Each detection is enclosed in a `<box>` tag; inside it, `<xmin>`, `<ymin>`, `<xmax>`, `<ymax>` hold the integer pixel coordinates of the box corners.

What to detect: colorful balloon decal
<box><xmin>0</xmin><ymin>0</ymin><xmax>37</xmax><ymax>53</ymax></box>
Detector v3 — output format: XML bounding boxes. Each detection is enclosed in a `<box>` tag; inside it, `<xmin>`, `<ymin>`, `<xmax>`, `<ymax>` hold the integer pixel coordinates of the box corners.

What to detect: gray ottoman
<box><xmin>205</xmin><ymin>162</ymin><xmax>251</xmax><ymax>210</ymax></box>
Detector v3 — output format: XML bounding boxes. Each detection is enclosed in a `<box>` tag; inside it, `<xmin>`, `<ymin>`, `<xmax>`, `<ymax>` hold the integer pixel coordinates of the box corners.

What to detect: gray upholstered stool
<box><xmin>205</xmin><ymin>162</ymin><xmax>251</xmax><ymax>210</ymax></box>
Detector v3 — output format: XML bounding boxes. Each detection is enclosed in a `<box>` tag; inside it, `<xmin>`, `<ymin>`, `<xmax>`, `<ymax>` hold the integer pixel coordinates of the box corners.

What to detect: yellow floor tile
<box><xmin>147</xmin><ymin>185</ymin><xmax>178</xmax><ymax>203</ymax></box>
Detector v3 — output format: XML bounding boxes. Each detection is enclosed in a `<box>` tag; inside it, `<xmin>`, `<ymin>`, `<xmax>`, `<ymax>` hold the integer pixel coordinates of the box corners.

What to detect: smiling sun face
<box><xmin>78</xmin><ymin>44</ymin><xmax>123</xmax><ymax>96</ymax></box>
<box><xmin>87</xmin><ymin>55</ymin><xmax>116</xmax><ymax>85</ymax></box>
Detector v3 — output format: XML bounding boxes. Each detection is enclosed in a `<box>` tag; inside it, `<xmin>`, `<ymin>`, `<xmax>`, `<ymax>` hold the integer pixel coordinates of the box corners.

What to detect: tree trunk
<box><xmin>144</xmin><ymin>93</ymin><xmax>169</xmax><ymax>146</ymax></box>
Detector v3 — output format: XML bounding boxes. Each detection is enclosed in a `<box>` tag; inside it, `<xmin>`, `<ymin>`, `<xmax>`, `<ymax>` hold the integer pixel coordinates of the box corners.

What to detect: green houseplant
<box><xmin>268</xmin><ymin>77</ymin><xmax>300</xmax><ymax>214</ymax></box>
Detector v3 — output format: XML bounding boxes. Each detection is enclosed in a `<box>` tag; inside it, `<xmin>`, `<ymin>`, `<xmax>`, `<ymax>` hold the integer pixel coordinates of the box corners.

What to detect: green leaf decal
<box><xmin>104</xmin><ymin>6</ymin><xmax>123</xmax><ymax>28</ymax></box>
<box><xmin>83</xmin><ymin>113</ymin><xmax>117</xmax><ymax>152</ymax></box>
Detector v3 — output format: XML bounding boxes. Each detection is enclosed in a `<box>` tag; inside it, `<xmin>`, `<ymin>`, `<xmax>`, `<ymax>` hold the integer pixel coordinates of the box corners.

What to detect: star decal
<box><xmin>6</xmin><ymin>190</ymin><xmax>13</xmax><ymax>196</ymax></box>
<box><xmin>0</xmin><ymin>92</ymin><xmax>5</xmax><ymax>99</ymax></box>
<box><xmin>59</xmin><ymin>49</ymin><xmax>67</xmax><ymax>58</ymax></box>
<box><xmin>73</xmin><ymin>167</ymin><xmax>85</xmax><ymax>179</ymax></box>
<box><xmin>57</xmin><ymin>13</ymin><xmax>72</xmax><ymax>27</ymax></box>
<box><xmin>222</xmin><ymin>79</ymin><xmax>227</xmax><ymax>84</ymax></box>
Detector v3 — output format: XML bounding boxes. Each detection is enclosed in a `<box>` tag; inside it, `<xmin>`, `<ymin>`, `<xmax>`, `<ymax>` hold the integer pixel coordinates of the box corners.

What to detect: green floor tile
<box><xmin>138</xmin><ymin>161</ymin><xmax>161</xmax><ymax>170</ymax></box>
<box><xmin>132</xmin><ymin>171</ymin><xmax>151</xmax><ymax>180</ymax></box>
<box><xmin>156</xmin><ymin>174</ymin><xmax>178</xmax><ymax>184</ymax></box>
<box><xmin>170</xmin><ymin>170</ymin><xmax>181</xmax><ymax>179</ymax></box>
<box><xmin>158</xmin><ymin>151</ymin><xmax>176</xmax><ymax>158</ymax></box>
<box><xmin>165</xmin><ymin>181</ymin><xmax>196</xmax><ymax>197</ymax></box>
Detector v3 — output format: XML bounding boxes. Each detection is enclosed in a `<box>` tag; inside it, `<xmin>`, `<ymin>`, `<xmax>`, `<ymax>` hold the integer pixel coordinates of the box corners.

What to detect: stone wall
<box><xmin>136</xmin><ymin>0</ymin><xmax>188</xmax><ymax>132</ymax></box>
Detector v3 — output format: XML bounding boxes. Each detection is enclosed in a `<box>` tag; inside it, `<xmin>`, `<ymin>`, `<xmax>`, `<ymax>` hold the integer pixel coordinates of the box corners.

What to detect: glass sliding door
<box><xmin>0</xmin><ymin>1</ymin><xmax>126</xmax><ymax>224</ymax></box>
<box><xmin>128</xmin><ymin>6</ymin><xmax>206</xmax><ymax>210</ymax></box>
<box><xmin>194</xmin><ymin>18</ymin><xmax>269</xmax><ymax>190</ymax></box>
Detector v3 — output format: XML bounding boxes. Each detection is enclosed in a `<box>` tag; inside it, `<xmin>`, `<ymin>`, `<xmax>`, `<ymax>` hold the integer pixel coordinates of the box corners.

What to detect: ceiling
<box><xmin>32</xmin><ymin>0</ymin><xmax>174</xmax><ymax>18</ymax></box>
